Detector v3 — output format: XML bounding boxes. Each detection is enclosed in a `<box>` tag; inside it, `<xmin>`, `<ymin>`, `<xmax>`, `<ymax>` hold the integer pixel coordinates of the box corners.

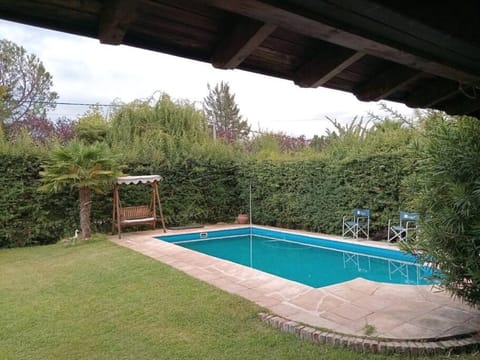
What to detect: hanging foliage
<box><xmin>108</xmin><ymin>93</ymin><xmax>209</xmax><ymax>164</ymax></box>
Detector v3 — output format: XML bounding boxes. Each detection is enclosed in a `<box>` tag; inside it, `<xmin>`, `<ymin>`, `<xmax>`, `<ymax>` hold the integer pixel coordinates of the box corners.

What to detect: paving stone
<box><xmin>373</xmin><ymin>284</ymin><xmax>429</xmax><ymax>302</ymax></box>
<box><xmin>267</xmin><ymin>284</ymin><xmax>311</xmax><ymax>301</ymax></box>
<box><xmin>410</xmin><ymin>312</ymin><xmax>463</xmax><ymax>333</ymax></box>
<box><xmin>269</xmin><ymin>303</ymin><xmax>302</xmax><ymax>317</ymax></box>
<box><xmin>256</xmin><ymin>278</ymin><xmax>291</xmax><ymax>292</ymax></box>
<box><xmin>320</xmin><ymin>310</ymin><xmax>352</xmax><ymax>325</ymax></box>
<box><xmin>237</xmin><ymin>277</ymin><xmax>272</xmax><ymax>290</ymax></box>
<box><xmin>235</xmin><ymin>287</ymin><xmax>267</xmax><ymax>301</ymax></box>
<box><xmin>366</xmin><ymin>310</ymin><xmax>417</xmax><ymax>331</ymax></box>
<box><xmin>291</xmin><ymin>291</ymin><xmax>346</xmax><ymax>313</ymax></box>
<box><xmin>253</xmin><ymin>295</ymin><xmax>282</xmax><ymax>308</ymax></box>
<box><xmin>323</xmin><ymin>284</ymin><xmax>364</xmax><ymax>301</ymax></box>
<box><xmin>287</xmin><ymin>289</ymin><xmax>325</xmax><ymax>311</ymax></box>
<box><xmin>387</xmin><ymin>322</ymin><xmax>440</xmax><ymax>339</ymax></box>
<box><xmin>289</xmin><ymin>310</ymin><xmax>340</xmax><ymax>330</ymax></box>
<box><xmin>467</xmin><ymin>315</ymin><xmax>480</xmax><ymax>328</ymax></box>
<box><xmin>328</xmin><ymin>302</ymin><xmax>373</xmax><ymax>321</ymax></box>
<box><xmin>344</xmin><ymin>278</ymin><xmax>381</xmax><ymax>295</ymax></box>
<box><xmin>350</xmin><ymin>294</ymin><xmax>395</xmax><ymax>312</ymax></box>
<box><xmin>379</xmin><ymin>299</ymin><xmax>441</xmax><ymax>316</ymax></box>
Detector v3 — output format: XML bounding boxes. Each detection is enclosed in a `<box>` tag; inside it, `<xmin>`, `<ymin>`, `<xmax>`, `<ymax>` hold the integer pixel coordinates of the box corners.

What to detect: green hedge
<box><xmin>120</xmin><ymin>159</ymin><xmax>242</xmax><ymax>226</ymax></box>
<box><xmin>237</xmin><ymin>153</ymin><xmax>410</xmax><ymax>236</ymax></box>
<box><xmin>0</xmin><ymin>154</ymin><xmax>243</xmax><ymax>247</ymax></box>
<box><xmin>0</xmin><ymin>154</ymin><xmax>77</xmax><ymax>247</ymax></box>
<box><xmin>0</xmin><ymin>151</ymin><xmax>412</xmax><ymax>248</ymax></box>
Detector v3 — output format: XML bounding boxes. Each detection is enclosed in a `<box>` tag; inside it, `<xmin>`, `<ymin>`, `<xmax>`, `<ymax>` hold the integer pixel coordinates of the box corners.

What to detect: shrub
<box><xmin>403</xmin><ymin>114</ymin><xmax>480</xmax><ymax>307</ymax></box>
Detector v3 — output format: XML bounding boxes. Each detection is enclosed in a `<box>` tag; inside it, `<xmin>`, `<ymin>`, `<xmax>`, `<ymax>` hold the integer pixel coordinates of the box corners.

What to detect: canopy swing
<box><xmin>112</xmin><ymin>175</ymin><xmax>166</xmax><ymax>238</ymax></box>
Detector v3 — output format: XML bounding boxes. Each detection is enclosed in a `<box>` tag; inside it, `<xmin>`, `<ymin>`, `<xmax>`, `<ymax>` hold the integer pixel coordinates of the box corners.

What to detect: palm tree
<box><xmin>39</xmin><ymin>141</ymin><xmax>123</xmax><ymax>239</ymax></box>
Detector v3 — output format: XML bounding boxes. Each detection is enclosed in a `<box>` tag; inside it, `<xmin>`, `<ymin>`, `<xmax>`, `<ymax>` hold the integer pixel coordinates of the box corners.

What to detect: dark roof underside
<box><xmin>1</xmin><ymin>0</ymin><xmax>480</xmax><ymax>118</ymax></box>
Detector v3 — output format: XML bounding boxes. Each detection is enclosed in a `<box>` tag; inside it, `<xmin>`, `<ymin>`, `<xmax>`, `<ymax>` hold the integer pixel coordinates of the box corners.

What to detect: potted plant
<box><xmin>237</xmin><ymin>212</ymin><xmax>249</xmax><ymax>224</ymax></box>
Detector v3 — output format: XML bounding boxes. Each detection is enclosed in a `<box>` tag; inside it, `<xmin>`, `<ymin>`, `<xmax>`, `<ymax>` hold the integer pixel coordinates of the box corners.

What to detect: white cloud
<box><xmin>0</xmin><ymin>19</ymin><xmax>413</xmax><ymax>136</ymax></box>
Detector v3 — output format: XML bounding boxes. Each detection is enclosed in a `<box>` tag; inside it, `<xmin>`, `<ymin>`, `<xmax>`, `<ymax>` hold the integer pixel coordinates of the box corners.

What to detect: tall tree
<box><xmin>108</xmin><ymin>93</ymin><xmax>209</xmax><ymax>163</ymax></box>
<box><xmin>203</xmin><ymin>81</ymin><xmax>250</xmax><ymax>141</ymax></box>
<box><xmin>39</xmin><ymin>141</ymin><xmax>123</xmax><ymax>239</ymax></box>
<box><xmin>75</xmin><ymin>105</ymin><xmax>108</xmax><ymax>144</ymax></box>
<box><xmin>0</xmin><ymin>39</ymin><xmax>58</xmax><ymax>124</ymax></box>
<box><xmin>4</xmin><ymin>115</ymin><xmax>74</xmax><ymax>145</ymax></box>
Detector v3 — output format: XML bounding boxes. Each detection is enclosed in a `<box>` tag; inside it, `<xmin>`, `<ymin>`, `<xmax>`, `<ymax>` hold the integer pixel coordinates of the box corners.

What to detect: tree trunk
<box><xmin>79</xmin><ymin>186</ymin><xmax>92</xmax><ymax>239</ymax></box>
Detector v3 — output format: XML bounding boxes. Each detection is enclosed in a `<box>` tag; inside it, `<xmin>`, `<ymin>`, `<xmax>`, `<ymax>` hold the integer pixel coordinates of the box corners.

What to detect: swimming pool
<box><xmin>156</xmin><ymin>227</ymin><xmax>431</xmax><ymax>288</ymax></box>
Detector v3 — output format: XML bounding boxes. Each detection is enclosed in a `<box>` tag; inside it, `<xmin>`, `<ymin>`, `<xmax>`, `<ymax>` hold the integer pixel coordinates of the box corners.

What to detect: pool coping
<box><xmin>110</xmin><ymin>224</ymin><xmax>480</xmax><ymax>354</ymax></box>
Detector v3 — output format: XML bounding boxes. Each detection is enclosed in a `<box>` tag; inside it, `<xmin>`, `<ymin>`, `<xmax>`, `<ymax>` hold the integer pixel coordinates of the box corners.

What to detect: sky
<box><xmin>0</xmin><ymin>19</ymin><xmax>413</xmax><ymax>137</ymax></box>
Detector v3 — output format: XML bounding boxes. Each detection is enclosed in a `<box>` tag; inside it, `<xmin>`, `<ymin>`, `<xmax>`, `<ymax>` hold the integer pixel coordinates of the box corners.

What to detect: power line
<box><xmin>32</xmin><ymin>100</ymin><xmax>119</xmax><ymax>107</ymax></box>
<box><xmin>37</xmin><ymin>100</ymin><xmax>321</xmax><ymax>136</ymax></box>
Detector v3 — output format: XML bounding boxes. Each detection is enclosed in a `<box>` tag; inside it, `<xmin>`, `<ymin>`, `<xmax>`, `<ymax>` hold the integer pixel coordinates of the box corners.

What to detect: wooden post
<box><xmin>116</xmin><ymin>185</ymin><xmax>122</xmax><ymax>238</ymax></box>
<box><xmin>150</xmin><ymin>182</ymin><xmax>156</xmax><ymax>229</ymax></box>
<box><xmin>112</xmin><ymin>183</ymin><xmax>122</xmax><ymax>238</ymax></box>
<box><xmin>154</xmin><ymin>180</ymin><xmax>167</xmax><ymax>232</ymax></box>
<box><xmin>112</xmin><ymin>183</ymin><xmax>117</xmax><ymax>234</ymax></box>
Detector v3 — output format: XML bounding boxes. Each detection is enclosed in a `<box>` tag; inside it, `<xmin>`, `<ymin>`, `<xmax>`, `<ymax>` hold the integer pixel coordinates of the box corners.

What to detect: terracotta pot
<box><xmin>237</xmin><ymin>213</ymin><xmax>249</xmax><ymax>224</ymax></box>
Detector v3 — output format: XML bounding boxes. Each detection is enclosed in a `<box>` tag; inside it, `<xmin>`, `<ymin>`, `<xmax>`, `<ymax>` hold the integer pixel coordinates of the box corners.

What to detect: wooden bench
<box><xmin>119</xmin><ymin>205</ymin><xmax>156</xmax><ymax>229</ymax></box>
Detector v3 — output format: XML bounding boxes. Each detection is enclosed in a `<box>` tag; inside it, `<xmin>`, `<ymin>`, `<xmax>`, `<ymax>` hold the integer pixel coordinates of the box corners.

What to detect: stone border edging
<box><xmin>258</xmin><ymin>313</ymin><xmax>480</xmax><ymax>356</ymax></box>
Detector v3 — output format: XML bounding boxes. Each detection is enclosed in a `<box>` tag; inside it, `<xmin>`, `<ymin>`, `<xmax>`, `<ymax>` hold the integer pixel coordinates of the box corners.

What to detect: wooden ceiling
<box><xmin>1</xmin><ymin>0</ymin><xmax>480</xmax><ymax>117</ymax></box>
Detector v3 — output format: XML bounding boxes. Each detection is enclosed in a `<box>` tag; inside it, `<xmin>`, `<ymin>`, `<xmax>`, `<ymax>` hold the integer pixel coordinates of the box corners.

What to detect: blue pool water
<box><xmin>156</xmin><ymin>227</ymin><xmax>432</xmax><ymax>288</ymax></box>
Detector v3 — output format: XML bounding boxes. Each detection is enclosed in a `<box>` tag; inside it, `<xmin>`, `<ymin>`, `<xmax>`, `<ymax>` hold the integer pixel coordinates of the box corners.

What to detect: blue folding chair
<box><xmin>387</xmin><ymin>211</ymin><xmax>419</xmax><ymax>242</ymax></box>
<box><xmin>342</xmin><ymin>208</ymin><xmax>370</xmax><ymax>239</ymax></box>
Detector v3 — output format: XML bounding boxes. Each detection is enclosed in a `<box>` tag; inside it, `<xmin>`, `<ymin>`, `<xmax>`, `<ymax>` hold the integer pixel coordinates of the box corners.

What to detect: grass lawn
<box><xmin>0</xmin><ymin>237</ymin><xmax>477</xmax><ymax>359</ymax></box>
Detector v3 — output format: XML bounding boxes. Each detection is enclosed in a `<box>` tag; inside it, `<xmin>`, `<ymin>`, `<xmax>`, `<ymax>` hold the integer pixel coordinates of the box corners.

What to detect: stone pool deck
<box><xmin>110</xmin><ymin>225</ymin><xmax>480</xmax><ymax>354</ymax></box>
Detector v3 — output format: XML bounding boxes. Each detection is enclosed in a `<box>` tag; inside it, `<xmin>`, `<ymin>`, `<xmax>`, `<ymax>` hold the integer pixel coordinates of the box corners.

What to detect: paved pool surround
<box><xmin>110</xmin><ymin>225</ymin><xmax>480</xmax><ymax>354</ymax></box>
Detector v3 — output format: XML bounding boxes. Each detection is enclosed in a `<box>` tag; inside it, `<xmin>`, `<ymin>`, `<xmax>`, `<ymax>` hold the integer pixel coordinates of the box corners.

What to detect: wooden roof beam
<box><xmin>200</xmin><ymin>0</ymin><xmax>480</xmax><ymax>83</ymax></box>
<box><xmin>354</xmin><ymin>65</ymin><xmax>423</xmax><ymax>102</ymax></box>
<box><xmin>212</xmin><ymin>17</ymin><xmax>276</xmax><ymax>69</ymax></box>
<box><xmin>98</xmin><ymin>0</ymin><xmax>139</xmax><ymax>45</ymax></box>
<box><xmin>405</xmin><ymin>79</ymin><xmax>459</xmax><ymax>108</ymax></box>
<box><xmin>441</xmin><ymin>91</ymin><xmax>480</xmax><ymax>116</ymax></box>
<box><xmin>295</xmin><ymin>48</ymin><xmax>364</xmax><ymax>88</ymax></box>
